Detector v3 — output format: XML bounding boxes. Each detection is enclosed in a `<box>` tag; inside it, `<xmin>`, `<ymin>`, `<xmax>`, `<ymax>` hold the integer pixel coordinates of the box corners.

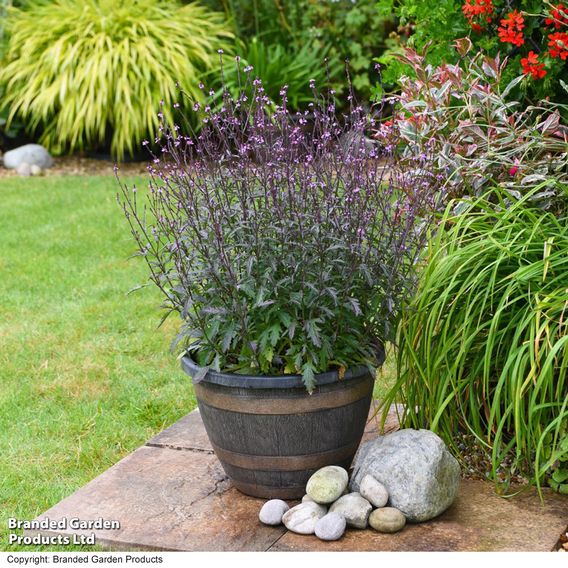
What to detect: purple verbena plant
<box><xmin>118</xmin><ymin>63</ymin><xmax>442</xmax><ymax>392</ymax></box>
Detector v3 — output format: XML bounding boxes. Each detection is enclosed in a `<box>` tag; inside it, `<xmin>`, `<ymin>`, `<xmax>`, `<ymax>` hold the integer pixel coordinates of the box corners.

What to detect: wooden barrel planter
<box><xmin>182</xmin><ymin>356</ymin><xmax>375</xmax><ymax>499</ymax></box>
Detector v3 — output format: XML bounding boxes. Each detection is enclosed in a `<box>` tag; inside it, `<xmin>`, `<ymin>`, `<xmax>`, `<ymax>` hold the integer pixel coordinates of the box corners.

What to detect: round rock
<box><xmin>369</xmin><ymin>507</ymin><xmax>406</xmax><ymax>533</ymax></box>
<box><xmin>315</xmin><ymin>512</ymin><xmax>346</xmax><ymax>541</ymax></box>
<box><xmin>16</xmin><ymin>162</ymin><xmax>31</xmax><ymax>177</ymax></box>
<box><xmin>306</xmin><ymin>465</ymin><xmax>349</xmax><ymax>504</ymax></box>
<box><xmin>302</xmin><ymin>494</ymin><xmax>314</xmax><ymax>503</ymax></box>
<box><xmin>282</xmin><ymin>502</ymin><xmax>327</xmax><ymax>535</ymax></box>
<box><xmin>351</xmin><ymin>429</ymin><xmax>461</xmax><ymax>522</ymax></box>
<box><xmin>259</xmin><ymin>499</ymin><xmax>289</xmax><ymax>526</ymax></box>
<box><xmin>329</xmin><ymin>492</ymin><xmax>372</xmax><ymax>529</ymax></box>
<box><xmin>3</xmin><ymin>144</ymin><xmax>54</xmax><ymax>170</ymax></box>
<box><xmin>359</xmin><ymin>474</ymin><xmax>389</xmax><ymax>508</ymax></box>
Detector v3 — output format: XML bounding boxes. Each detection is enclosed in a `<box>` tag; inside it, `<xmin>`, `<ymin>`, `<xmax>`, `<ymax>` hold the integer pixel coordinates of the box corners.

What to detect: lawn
<box><xmin>0</xmin><ymin>173</ymin><xmax>395</xmax><ymax>551</ymax></box>
<box><xmin>0</xmin><ymin>174</ymin><xmax>197</xmax><ymax>550</ymax></box>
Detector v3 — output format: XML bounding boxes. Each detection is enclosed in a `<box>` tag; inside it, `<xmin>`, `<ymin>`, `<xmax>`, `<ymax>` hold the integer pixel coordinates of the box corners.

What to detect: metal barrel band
<box><xmin>229</xmin><ymin>480</ymin><xmax>306</xmax><ymax>499</ymax></box>
<box><xmin>211</xmin><ymin>439</ymin><xmax>360</xmax><ymax>471</ymax></box>
<box><xmin>193</xmin><ymin>377</ymin><xmax>373</xmax><ymax>415</ymax></box>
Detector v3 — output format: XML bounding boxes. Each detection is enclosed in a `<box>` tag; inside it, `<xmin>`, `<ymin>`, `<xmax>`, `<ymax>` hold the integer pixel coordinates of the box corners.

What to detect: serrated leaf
<box><xmin>288</xmin><ymin>321</ymin><xmax>297</xmax><ymax>340</ymax></box>
<box><xmin>302</xmin><ymin>363</ymin><xmax>316</xmax><ymax>394</ymax></box>
<box><xmin>222</xmin><ymin>324</ymin><xmax>237</xmax><ymax>352</ymax></box>
<box><xmin>305</xmin><ymin>319</ymin><xmax>322</xmax><ymax>348</ymax></box>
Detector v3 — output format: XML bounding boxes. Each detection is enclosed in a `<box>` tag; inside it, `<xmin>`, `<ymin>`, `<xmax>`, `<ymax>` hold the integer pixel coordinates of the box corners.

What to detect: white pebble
<box><xmin>359</xmin><ymin>474</ymin><xmax>389</xmax><ymax>508</ymax></box>
<box><xmin>282</xmin><ymin>502</ymin><xmax>327</xmax><ymax>534</ymax></box>
<box><xmin>259</xmin><ymin>499</ymin><xmax>289</xmax><ymax>525</ymax></box>
<box><xmin>315</xmin><ymin>512</ymin><xmax>346</xmax><ymax>541</ymax></box>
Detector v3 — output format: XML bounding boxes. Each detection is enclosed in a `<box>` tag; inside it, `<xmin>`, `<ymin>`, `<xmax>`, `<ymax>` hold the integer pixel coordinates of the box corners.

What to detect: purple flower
<box><xmin>117</xmin><ymin>67</ymin><xmax>441</xmax><ymax>391</ymax></box>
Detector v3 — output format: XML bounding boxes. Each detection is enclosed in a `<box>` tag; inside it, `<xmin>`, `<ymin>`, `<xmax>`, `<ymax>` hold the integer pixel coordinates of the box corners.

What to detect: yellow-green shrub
<box><xmin>0</xmin><ymin>0</ymin><xmax>232</xmax><ymax>159</ymax></box>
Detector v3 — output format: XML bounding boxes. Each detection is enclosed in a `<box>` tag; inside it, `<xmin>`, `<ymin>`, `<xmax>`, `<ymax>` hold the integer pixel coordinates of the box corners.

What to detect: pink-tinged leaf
<box><xmin>421</xmin><ymin>40</ymin><xmax>433</xmax><ymax>57</ymax></box>
<box><xmin>453</xmin><ymin>37</ymin><xmax>472</xmax><ymax>57</ymax></box>
<box><xmin>538</xmin><ymin>112</ymin><xmax>560</xmax><ymax>134</ymax></box>
<box><xmin>482</xmin><ymin>58</ymin><xmax>497</xmax><ymax>80</ymax></box>
<box><xmin>497</xmin><ymin>53</ymin><xmax>507</xmax><ymax>75</ymax></box>
<box><xmin>461</xmin><ymin>124</ymin><xmax>486</xmax><ymax>140</ymax></box>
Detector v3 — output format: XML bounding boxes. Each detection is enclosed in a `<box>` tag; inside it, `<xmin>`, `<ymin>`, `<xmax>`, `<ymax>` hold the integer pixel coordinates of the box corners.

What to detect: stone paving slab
<box><xmin>270</xmin><ymin>480</ymin><xmax>568</xmax><ymax>552</ymax></box>
<box><xmin>27</xmin><ymin>407</ymin><xmax>567</xmax><ymax>552</ymax></box>
<box><xmin>28</xmin><ymin>445</ymin><xmax>284</xmax><ymax>551</ymax></box>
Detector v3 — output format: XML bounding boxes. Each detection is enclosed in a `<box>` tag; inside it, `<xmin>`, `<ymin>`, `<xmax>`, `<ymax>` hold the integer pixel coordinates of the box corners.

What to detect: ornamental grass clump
<box><xmin>384</xmin><ymin>187</ymin><xmax>568</xmax><ymax>493</ymax></box>
<box><xmin>118</xmin><ymin>71</ymin><xmax>442</xmax><ymax>391</ymax></box>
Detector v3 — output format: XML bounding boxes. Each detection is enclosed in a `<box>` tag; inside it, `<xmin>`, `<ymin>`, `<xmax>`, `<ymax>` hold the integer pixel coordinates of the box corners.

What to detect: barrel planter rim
<box><xmin>181</xmin><ymin>352</ymin><xmax>382</xmax><ymax>389</ymax></box>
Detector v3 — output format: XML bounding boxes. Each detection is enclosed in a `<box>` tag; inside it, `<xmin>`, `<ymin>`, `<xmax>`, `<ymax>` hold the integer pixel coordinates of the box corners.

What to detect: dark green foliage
<box><xmin>205</xmin><ymin>0</ymin><xmax>395</xmax><ymax>99</ymax></box>
<box><xmin>290</xmin><ymin>0</ymin><xmax>396</xmax><ymax>95</ymax></box>
<box><xmin>374</xmin><ymin>0</ymin><xmax>468</xmax><ymax>86</ymax></box>
<box><xmin>375</xmin><ymin>0</ymin><xmax>568</xmax><ymax>104</ymax></box>
<box><xmin>213</xmin><ymin>38</ymin><xmax>339</xmax><ymax>110</ymax></box>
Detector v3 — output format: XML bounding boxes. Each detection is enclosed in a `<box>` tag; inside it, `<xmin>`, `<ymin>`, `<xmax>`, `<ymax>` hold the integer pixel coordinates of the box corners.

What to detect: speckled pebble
<box><xmin>329</xmin><ymin>492</ymin><xmax>372</xmax><ymax>529</ymax></box>
<box><xmin>306</xmin><ymin>466</ymin><xmax>349</xmax><ymax>504</ymax></box>
<box><xmin>369</xmin><ymin>507</ymin><xmax>406</xmax><ymax>533</ymax></box>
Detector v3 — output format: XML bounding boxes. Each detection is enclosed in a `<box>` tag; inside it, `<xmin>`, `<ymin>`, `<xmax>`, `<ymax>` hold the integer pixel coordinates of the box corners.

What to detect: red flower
<box><xmin>548</xmin><ymin>31</ymin><xmax>568</xmax><ymax>59</ymax></box>
<box><xmin>498</xmin><ymin>10</ymin><xmax>525</xmax><ymax>47</ymax></box>
<box><xmin>521</xmin><ymin>51</ymin><xmax>547</xmax><ymax>79</ymax></box>
<box><xmin>462</xmin><ymin>0</ymin><xmax>494</xmax><ymax>31</ymax></box>
<box><xmin>545</xmin><ymin>4</ymin><xmax>568</xmax><ymax>29</ymax></box>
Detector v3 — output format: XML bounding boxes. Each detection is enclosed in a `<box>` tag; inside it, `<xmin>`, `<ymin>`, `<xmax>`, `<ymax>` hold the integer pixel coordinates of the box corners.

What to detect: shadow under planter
<box><xmin>182</xmin><ymin>356</ymin><xmax>375</xmax><ymax>499</ymax></box>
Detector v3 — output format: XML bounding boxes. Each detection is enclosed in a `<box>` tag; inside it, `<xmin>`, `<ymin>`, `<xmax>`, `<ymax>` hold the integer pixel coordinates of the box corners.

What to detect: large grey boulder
<box><xmin>351</xmin><ymin>429</ymin><xmax>460</xmax><ymax>522</ymax></box>
<box><xmin>3</xmin><ymin>144</ymin><xmax>54</xmax><ymax>170</ymax></box>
